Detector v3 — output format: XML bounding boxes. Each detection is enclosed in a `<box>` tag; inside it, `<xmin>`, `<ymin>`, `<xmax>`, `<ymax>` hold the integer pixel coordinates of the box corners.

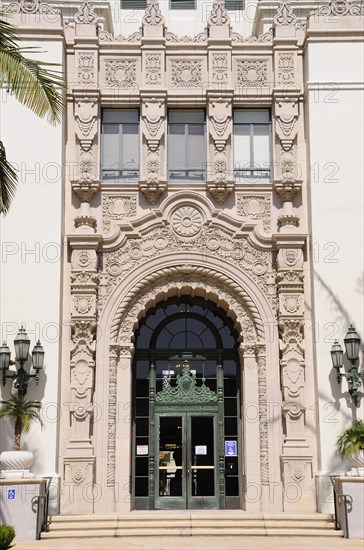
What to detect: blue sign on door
<box><xmin>225</xmin><ymin>440</ymin><xmax>237</xmax><ymax>457</ymax></box>
<box><xmin>7</xmin><ymin>489</ymin><xmax>16</xmax><ymax>500</ymax></box>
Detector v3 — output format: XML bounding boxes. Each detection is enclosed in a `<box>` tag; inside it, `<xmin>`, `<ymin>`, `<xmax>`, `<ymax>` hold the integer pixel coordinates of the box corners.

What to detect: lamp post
<box><xmin>330</xmin><ymin>324</ymin><xmax>363</xmax><ymax>406</ymax></box>
<box><xmin>0</xmin><ymin>326</ymin><xmax>45</xmax><ymax>398</ymax></box>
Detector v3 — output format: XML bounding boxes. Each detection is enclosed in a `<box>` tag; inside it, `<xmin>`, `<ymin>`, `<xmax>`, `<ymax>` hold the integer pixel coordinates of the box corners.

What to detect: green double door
<box><xmin>155</xmin><ymin>412</ymin><xmax>219</xmax><ymax>509</ymax></box>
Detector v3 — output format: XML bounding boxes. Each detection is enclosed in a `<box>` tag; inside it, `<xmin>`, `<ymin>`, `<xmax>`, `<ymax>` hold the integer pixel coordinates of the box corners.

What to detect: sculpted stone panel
<box><xmin>77</xmin><ymin>52</ymin><xmax>96</xmax><ymax>85</ymax></box>
<box><xmin>102</xmin><ymin>194</ymin><xmax>137</xmax><ymax>234</ymax></box>
<box><xmin>105</xmin><ymin>60</ymin><xmax>137</xmax><ymax>89</ymax></box>
<box><xmin>278</xmin><ymin>53</ymin><xmax>295</xmax><ymax>85</ymax></box>
<box><xmin>236</xmin><ymin>60</ymin><xmax>268</xmax><ymax>87</ymax></box>
<box><xmin>145</xmin><ymin>53</ymin><xmax>162</xmax><ymax>85</ymax></box>
<box><xmin>237</xmin><ymin>194</ymin><xmax>271</xmax><ymax>234</ymax></box>
<box><xmin>212</xmin><ymin>53</ymin><xmax>228</xmax><ymax>84</ymax></box>
<box><xmin>171</xmin><ymin>60</ymin><xmax>203</xmax><ymax>88</ymax></box>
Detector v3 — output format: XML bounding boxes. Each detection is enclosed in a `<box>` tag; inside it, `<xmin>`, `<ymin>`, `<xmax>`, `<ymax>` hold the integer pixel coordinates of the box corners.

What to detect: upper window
<box><xmin>170</xmin><ymin>0</ymin><xmax>196</xmax><ymax>9</ymax></box>
<box><xmin>121</xmin><ymin>0</ymin><xmax>147</xmax><ymax>9</ymax></box>
<box><xmin>168</xmin><ymin>110</ymin><xmax>206</xmax><ymax>182</ymax></box>
<box><xmin>225</xmin><ymin>0</ymin><xmax>244</xmax><ymax>9</ymax></box>
<box><xmin>101</xmin><ymin>110</ymin><xmax>139</xmax><ymax>183</ymax></box>
<box><xmin>233</xmin><ymin>110</ymin><xmax>271</xmax><ymax>182</ymax></box>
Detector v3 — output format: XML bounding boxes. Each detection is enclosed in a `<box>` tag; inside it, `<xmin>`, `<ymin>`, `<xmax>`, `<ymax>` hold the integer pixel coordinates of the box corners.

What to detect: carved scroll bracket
<box><xmin>140</xmin><ymin>95</ymin><xmax>167</xmax><ymax>204</ymax></box>
<box><xmin>207</xmin><ymin>96</ymin><xmax>234</xmax><ymax>204</ymax></box>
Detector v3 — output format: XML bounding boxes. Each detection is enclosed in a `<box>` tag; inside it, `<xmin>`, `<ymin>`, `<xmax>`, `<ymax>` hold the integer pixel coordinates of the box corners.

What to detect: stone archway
<box><xmin>91</xmin><ymin>264</ymin><xmax>283</xmax><ymax>513</ymax></box>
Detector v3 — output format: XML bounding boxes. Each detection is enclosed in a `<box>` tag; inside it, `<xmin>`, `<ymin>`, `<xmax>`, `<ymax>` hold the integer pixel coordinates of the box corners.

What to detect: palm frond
<box><xmin>0</xmin><ymin>47</ymin><xmax>65</xmax><ymax>124</ymax></box>
<box><xmin>0</xmin><ymin>140</ymin><xmax>17</xmax><ymax>214</ymax></box>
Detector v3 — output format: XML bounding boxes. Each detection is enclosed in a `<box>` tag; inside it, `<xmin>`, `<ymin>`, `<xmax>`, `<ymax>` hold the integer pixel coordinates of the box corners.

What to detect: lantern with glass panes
<box><xmin>0</xmin><ymin>327</ymin><xmax>45</xmax><ymax>397</ymax></box>
<box><xmin>330</xmin><ymin>325</ymin><xmax>363</xmax><ymax>406</ymax></box>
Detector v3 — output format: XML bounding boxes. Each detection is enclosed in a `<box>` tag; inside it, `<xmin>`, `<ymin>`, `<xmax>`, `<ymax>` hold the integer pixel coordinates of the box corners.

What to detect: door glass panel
<box><xmin>190</xmin><ymin>417</ymin><xmax>215</xmax><ymax>497</ymax></box>
<box><xmin>159</xmin><ymin>417</ymin><xmax>183</xmax><ymax>497</ymax></box>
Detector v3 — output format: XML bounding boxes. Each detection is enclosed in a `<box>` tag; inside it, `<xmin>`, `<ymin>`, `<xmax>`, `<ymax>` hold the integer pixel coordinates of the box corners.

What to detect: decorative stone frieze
<box><xmin>105</xmin><ymin>60</ymin><xmax>137</xmax><ymax>89</ymax></box>
<box><xmin>236</xmin><ymin>60</ymin><xmax>268</xmax><ymax>87</ymax></box>
<box><xmin>170</xmin><ymin>60</ymin><xmax>203</xmax><ymax>88</ymax></box>
<box><xmin>1</xmin><ymin>0</ymin><xmax>60</xmax><ymax>15</ymax></box>
<box><xmin>165</xmin><ymin>31</ymin><xmax>208</xmax><ymax>43</ymax></box>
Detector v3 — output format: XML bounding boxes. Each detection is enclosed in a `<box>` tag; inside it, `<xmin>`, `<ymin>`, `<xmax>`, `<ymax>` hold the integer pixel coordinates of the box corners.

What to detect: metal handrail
<box><xmin>336</xmin><ymin>493</ymin><xmax>353</xmax><ymax>539</ymax></box>
<box><xmin>329</xmin><ymin>475</ymin><xmax>340</xmax><ymax>530</ymax></box>
<box><xmin>41</xmin><ymin>476</ymin><xmax>53</xmax><ymax>533</ymax></box>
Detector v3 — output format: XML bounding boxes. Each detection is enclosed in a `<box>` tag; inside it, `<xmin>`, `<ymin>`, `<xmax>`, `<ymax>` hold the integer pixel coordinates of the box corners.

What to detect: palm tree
<box><xmin>0</xmin><ymin>394</ymin><xmax>44</xmax><ymax>451</ymax></box>
<box><xmin>0</xmin><ymin>13</ymin><xmax>64</xmax><ymax>214</ymax></box>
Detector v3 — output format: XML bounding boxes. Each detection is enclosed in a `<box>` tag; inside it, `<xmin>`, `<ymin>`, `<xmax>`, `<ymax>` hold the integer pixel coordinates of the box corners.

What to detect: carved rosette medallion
<box><xmin>172</xmin><ymin>206</ymin><xmax>203</xmax><ymax>237</ymax></box>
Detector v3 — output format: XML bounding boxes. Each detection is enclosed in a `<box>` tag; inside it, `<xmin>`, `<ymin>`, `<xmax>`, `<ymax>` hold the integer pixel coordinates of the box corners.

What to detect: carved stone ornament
<box><xmin>278</xmin><ymin>248</ymin><xmax>304</xmax><ymax>269</ymax></box>
<box><xmin>105</xmin><ymin>60</ymin><xmax>137</xmax><ymax>89</ymax></box>
<box><xmin>207</xmin><ymin>0</ymin><xmax>231</xmax><ymax>27</ymax></box>
<box><xmin>274</xmin><ymin>2</ymin><xmax>297</xmax><ymax>26</ymax></box>
<box><xmin>209</xmin><ymin>98</ymin><xmax>232</xmax><ymax>151</ymax></box>
<box><xmin>172</xmin><ymin>206</ymin><xmax>203</xmax><ymax>237</ymax></box>
<box><xmin>275</xmin><ymin>98</ymin><xmax>298</xmax><ymax>151</ymax></box>
<box><xmin>1</xmin><ymin>0</ymin><xmax>59</xmax><ymax>15</ymax></box>
<box><xmin>142</xmin><ymin>0</ymin><xmax>165</xmax><ymax>26</ymax></box>
<box><xmin>145</xmin><ymin>54</ymin><xmax>162</xmax><ymax>85</ymax></box>
<box><xmin>165</xmin><ymin>32</ymin><xmax>208</xmax><ymax>43</ymax></box>
<box><xmin>311</xmin><ymin>0</ymin><xmax>364</xmax><ymax>17</ymax></box>
<box><xmin>237</xmin><ymin>61</ymin><xmax>268</xmax><ymax>87</ymax></box>
<box><xmin>99</xmin><ymin>30</ymin><xmax>142</xmax><ymax>43</ymax></box>
<box><xmin>142</xmin><ymin>98</ymin><xmax>165</xmax><ymax>151</ymax></box>
<box><xmin>212</xmin><ymin>53</ymin><xmax>228</xmax><ymax>85</ymax></box>
<box><xmin>171</xmin><ymin>61</ymin><xmax>202</xmax><ymax>88</ymax></box>
<box><xmin>74</xmin><ymin>1</ymin><xmax>98</xmax><ymax>24</ymax></box>
<box><xmin>77</xmin><ymin>52</ymin><xmax>95</xmax><ymax>85</ymax></box>
<box><xmin>231</xmin><ymin>31</ymin><xmax>273</xmax><ymax>44</ymax></box>
<box><xmin>140</xmin><ymin>98</ymin><xmax>167</xmax><ymax>203</ymax></box>
<box><xmin>207</xmin><ymin>98</ymin><xmax>233</xmax><ymax>201</ymax></box>
<box><xmin>102</xmin><ymin>194</ymin><xmax>137</xmax><ymax>233</ymax></box>
<box><xmin>237</xmin><ymin>194</ymin><xmax>271</xmax><ymax>233</ymax></box>
<box><xmin>278</xmin><ymin>53</ymin><xmax>295</xmax><ymax>85</ymax></box>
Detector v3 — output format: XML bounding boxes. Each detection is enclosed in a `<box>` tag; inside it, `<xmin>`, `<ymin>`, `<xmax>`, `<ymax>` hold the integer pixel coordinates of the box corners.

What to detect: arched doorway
<box><xmin>132</xmin><ymin>296</ymin><xmax>240</xmax><ymax>510</ymax></box>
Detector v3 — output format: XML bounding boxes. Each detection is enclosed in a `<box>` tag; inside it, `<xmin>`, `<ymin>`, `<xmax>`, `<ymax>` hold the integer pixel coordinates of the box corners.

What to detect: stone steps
<box><xmin>41</xmin><ymin>513</ymin><xmax>343</xmax><ymax>539</ymax></box>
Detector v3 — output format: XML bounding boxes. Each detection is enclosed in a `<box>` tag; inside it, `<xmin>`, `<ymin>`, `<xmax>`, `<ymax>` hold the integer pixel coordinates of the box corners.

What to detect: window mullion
<box><xmin>119</xmin><ymin>123</ymin><xmax>123</xmax><ymax>180</ymax></box>
<box><xmin>185</xmin><ymin>123</ymin><xmax>188</xmax><ymax>177</ymax></box>
<box><xmin>250</xmin><ymin>123</ymin><xmax>254</xmax><ymax>171</ymax></box>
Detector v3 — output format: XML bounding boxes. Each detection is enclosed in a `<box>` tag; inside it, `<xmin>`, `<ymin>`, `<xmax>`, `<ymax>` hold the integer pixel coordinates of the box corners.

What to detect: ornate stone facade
<box><xmin>55</xmin><ymin>0</ymin><xmax>336</xmax><ymax>515</ymax></box>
